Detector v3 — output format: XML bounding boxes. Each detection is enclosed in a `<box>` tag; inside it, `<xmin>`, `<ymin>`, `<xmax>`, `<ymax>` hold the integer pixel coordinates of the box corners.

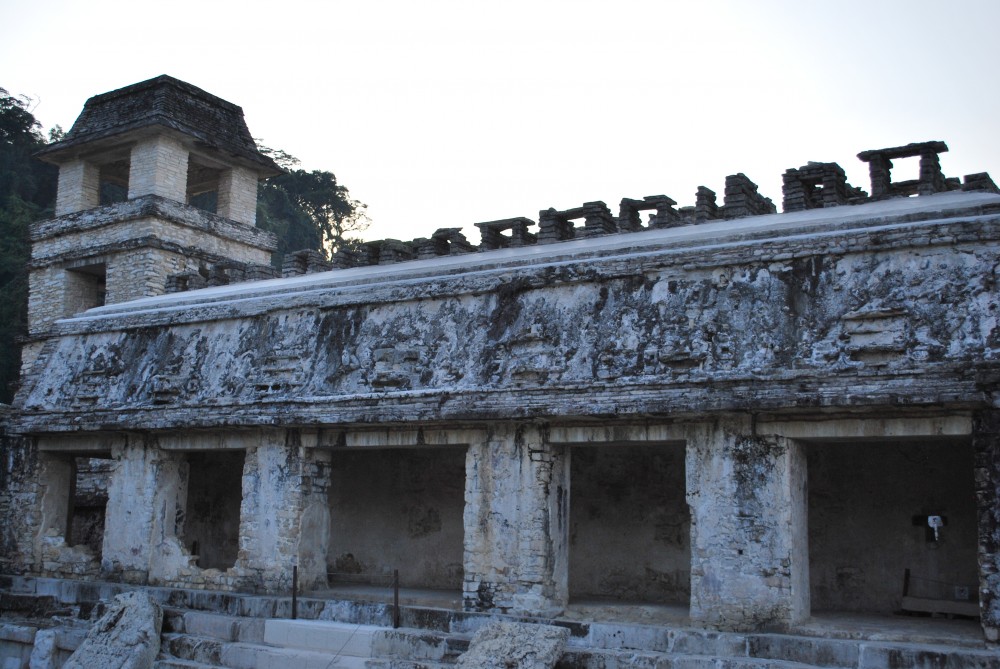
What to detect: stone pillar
<box><xmin>101</xmin><ymin>435</ymin><xmax>184</xmax><ymax>584</ymax></box>
<box><xmin>235</xmin><ymin>430</ymin><xmax>331</xmax><ymax>593</ymax></box>
<box><xmin>146</xmin><ymin>452</ymin><xmax>193</xmax><ymax>585</ymax></box>
<box><xmin>128</xmin><ymin>135</ymin><xmax>189</xmax><ymax>202</ymax></box>
<box><xmin>685</xmin><ymin>417</ymin><xmax>809</xmax><ymax>630</ymax></box>
<box><xmin>217</xmin><ymin>165</ymin><xmax>259</xmax><ymax>226</ymax></box>
<box><xmin>0</xmin><ymin>432</ymin><xmax>39</xmax><ymax>574</ymax></box>
<box><xmin>34</xmin><ymin>453</ymin><xmax>73</xmax><ymax>567</ymax></box>
<box><xmin>463</xmin><ymin>424</ymin><xmax>569</xmax><ymax>615</ymax></box>
<box><xmin>866</xmin><ymin>156</ymin><xmax>892</xmax><ymax>199</ymax></box>
<box><xmin>973</xmin><ymin>409</ymin><xmax>1000</xmax><ymax>644</ymax></box>
<box><xmin>54</xmin><ymin>158</ymin><xmax>100</xmax><ymax>216</ymax></box>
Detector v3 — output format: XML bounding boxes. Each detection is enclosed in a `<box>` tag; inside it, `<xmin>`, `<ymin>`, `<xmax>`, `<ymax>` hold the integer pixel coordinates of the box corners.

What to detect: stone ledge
<box><xmin>30</xmin><ymin>194</ymin><xmax>276</xmax><ymax>252</ymax></box>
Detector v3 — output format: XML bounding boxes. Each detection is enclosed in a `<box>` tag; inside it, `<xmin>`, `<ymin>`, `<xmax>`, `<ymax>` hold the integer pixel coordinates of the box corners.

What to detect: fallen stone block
<box><xmin>62</xmin><ymin>591</ymin><xmax>163</xmax><ymax>669</ymax></box>
<box><xmin>456</xmin><ymin>621</ymin><xmax>569</xmax><ymax>669</ymax></box>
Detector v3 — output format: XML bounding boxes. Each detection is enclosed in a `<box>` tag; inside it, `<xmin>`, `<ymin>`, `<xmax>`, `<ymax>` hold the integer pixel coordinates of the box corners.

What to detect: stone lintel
<box><xmin>858</xmin><ymin>140</ymin><xmax>949</xmax><ymax>162</ymax></box>
<box><xmin>475</xmin><ymin>218</ymin><xmax>537</xmax><ymax>250</ymax></box>
<box><xmin>322</xmin><ymin>427</ymin><xmax>488</xmax><ymax>449</ymax></box>
<box><xmin>757</xmin><ymin>415</ymin><xmax>973</xmax><ymax>441</ymax></box>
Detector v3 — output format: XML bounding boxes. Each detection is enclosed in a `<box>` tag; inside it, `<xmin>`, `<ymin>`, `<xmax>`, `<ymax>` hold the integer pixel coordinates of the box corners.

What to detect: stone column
<box><xmin>463</xmin><ymin>424</ymin><xmax>569</xmax><ymax>615</ymax></box>
<box><xmin>217</xmin><ymin>166</ymin><xmax>259</xmax><ymax>226</ymax></box>
<box><xmin>974</xmin><ymin>409</ymin><xmax>1000</xmax><ymax>643</ymax></box>
<box><xmin>102</xmin><ymin>434</ymin><xmax>184</xmax><ymax>584</ymax></box>
<box><xmin>33</xmin><ymin>453</ymin><xmax>73</xmax><ymax>569</ymax></box>
<box><xmin>0</xmin><ymin>433</ymin><xmax>39</xmax><ymax>574</ymax></box>
<box><xmin>54</xmin><ymin>158</ymin><xmax>100</xmax><ymax>216</ymax></box>
<box><xmin>128</xmin><ymin>135</ymin><xmax>189</xmax><ymax>202</ymax></box>
<box><xmin>867</xmin><ymin>156</ymin><xmax>892</xmax><ymax>199</ymax></box>
<box><xmin>234</xmin><ymin>429</ymin><xmax>331</xmax><ymax>593</ymax></box>
<box><xmin>685</xmin><ymin>417</ymin><xmax>809</xmax><ymax>630</ymax></box>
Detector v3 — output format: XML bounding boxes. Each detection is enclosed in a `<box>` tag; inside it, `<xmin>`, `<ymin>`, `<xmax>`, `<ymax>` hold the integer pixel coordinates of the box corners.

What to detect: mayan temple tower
<box><xmin>23</xmin><ymin>75</ymin><xmax>280</xmax><ymax>369</ymax></box>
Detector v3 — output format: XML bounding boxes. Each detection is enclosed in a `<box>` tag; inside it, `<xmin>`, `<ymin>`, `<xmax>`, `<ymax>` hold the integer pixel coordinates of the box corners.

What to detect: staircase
<box><xmin>2</xmin><ymin>576</ymin><xmax>998</xmax><ymax>669</ymax></box>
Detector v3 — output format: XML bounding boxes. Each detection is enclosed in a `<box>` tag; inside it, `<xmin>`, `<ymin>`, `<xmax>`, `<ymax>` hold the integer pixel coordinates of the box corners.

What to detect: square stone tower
<box><xmin>24</xmin><ymin>76</ymin><xmax>281</xmax><ymax>367</ymax></box>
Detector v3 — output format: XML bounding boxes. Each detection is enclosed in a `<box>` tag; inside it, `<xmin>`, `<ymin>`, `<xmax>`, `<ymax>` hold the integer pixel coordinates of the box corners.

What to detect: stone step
<box><xmin>154</xmin><ymin>658</ymin><xmax>221</xmax><ymax>669</ymax></box>
<box><xmin>161</xmin><ymin>633</ymin><xmax>226</xmax><ymax>666</ymax></box>
<box><xmin>558</xmin><ymin>647</ymin><xmax>828</xmax><ymax>669</ymax></box>
<box><xmin>364</xmin><ymin>660</ymin><xmax>453</xmax><ymax>669</ymax></box>
<box><xmin>371</xmin><ymin>626</ymin><xmax>469</xmax><ymax>662</ymax></box>
<box><xmin>854</xmin><ymin>643</ymin><xmax>1000</xmax><ymax>669</ymax></box>
<box><xmin>748</xmin><ymin>634</ymin><xmax>860</xmax><ymax>667</ymax></box>
<box><xmin>170</xmin><ymin>610</ymin><xmax>265</xmax><ymax>644</ymax></box>
<box><xmin>263</xmin><ymin>618</ymin><xmax>381</xmax><ymax>656</ymax></box>
<box><xmin>220</xmin><ymin>641</ymin><xmax>371</xmax><ymax>669</ymax></box>
<box><xmin>572</xmin><ymin>622</ymin><xmax>748</xmax><ymax>656</ymax></box>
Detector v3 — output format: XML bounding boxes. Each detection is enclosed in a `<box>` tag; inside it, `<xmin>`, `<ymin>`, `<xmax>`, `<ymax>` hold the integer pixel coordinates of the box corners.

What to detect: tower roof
<box><xmin>38</xmin><ymin>75</ymin><xmax>280</xmax><ymax>174</ymax></box>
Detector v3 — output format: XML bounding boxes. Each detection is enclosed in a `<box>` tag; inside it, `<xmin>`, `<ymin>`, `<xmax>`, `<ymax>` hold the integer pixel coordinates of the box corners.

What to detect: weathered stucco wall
<box><xmin>15</xmin><ymin>195</ymin><xmax>1000</xmax><ymax>433</ymax></box>
<box><xmin>808</xmin><ymin>439</ymin><xmax>978</xmax><ymax>614</ymax></box>
<box><xmin>569</xmin><ymin>444</ymin><xmax>689</xmax><ymax>604</ymax></box>
<box><xmin>464</xmin><ymin>425</ymin><xmax>569</xmax><ymax>614</ymax></box>
<box><xmin>0</xmin><ymin>410</ymin><xmax>39</xmax><ymax>575</ymax></box>
<box><xmin>327</xmin><ymin>447</ymin><xmax>465</xmax><ymax>589</ymax></box>
<box><xmin>974</xmin><ymin>410</ymin><xmax>1000</xmax><ymax>642</ymax></box>
<box><xmin>686</xmin><ymin>419</ymin><xmax>809</xmax><ymax>630</ymax></box>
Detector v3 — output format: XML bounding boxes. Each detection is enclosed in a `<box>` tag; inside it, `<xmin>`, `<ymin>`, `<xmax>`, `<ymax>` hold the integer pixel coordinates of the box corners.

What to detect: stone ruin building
<box><xmin>1</xmin><ymin>75</ymin><xmax>1000</xmax><ymax>667</ymax></box>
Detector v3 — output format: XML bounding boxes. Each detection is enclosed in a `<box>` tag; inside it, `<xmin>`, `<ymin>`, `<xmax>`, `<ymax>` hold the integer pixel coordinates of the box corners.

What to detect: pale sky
<box><xmin>3</xmin><ymin>0</ymin><xmax>999</xmax><ymax>244</ymax></box>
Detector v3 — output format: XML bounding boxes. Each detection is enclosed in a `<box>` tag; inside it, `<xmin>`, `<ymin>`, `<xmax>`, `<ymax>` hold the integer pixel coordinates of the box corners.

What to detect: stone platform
<box><xmin>1</xmin><ymin>576</ymin><xmax>996</xmax><ymax>668</ymax></box>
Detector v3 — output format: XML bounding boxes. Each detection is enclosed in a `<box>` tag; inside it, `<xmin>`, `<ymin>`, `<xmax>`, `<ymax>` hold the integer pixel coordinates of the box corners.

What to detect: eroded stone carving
<box><xmin>62</xmin><ymin>591</ymin><xmax>162</xmax><ymax>669</ymax></box>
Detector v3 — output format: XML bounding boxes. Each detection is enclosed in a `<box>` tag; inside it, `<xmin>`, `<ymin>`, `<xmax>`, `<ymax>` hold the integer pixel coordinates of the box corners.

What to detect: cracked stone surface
<box><xmin>456</xmin><ymin>621</ymin><xmax>569</xmax><ymax>669</ymax></box>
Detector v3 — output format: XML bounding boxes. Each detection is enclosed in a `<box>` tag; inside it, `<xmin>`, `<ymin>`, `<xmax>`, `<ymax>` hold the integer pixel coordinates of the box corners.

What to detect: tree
<box><xmin>0</xmin><ymin>88</ymin><xmax>57</xmax><ymax>403</ymax></box>
<box><xmin>256</xmin><ymin>144</ymin><xmax>368</xmax><ymax>262</ymax></box>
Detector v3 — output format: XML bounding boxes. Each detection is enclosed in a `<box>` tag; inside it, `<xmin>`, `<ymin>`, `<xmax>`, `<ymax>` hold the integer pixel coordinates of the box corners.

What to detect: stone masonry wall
<box><xmin>128</xmin><ymin>135</ymin><xmax>189</xmax><ymax>201</ymax></box>
<box><xmin>217</xmin><ymin>166</ymin><xmax>259</xmax><ymax>226</ymax></box>
<box><xmin>0</xmin><ymin>410</ymin><xmax>40</xmax><ymax>575</ymax></box>
<box><xmin>54</xmin><ymin>158</ymin><xmax>100</xmax><ymax>216</ymax></box>
<box><xmin>26</xmin><ymin>196</ymin><xmax>275</xmax><ymax>334</ymax></box>
<box><xmin>974</xmin><ymin>409</ymin><xmax>1000</xmax><ymax>642</ymax></box>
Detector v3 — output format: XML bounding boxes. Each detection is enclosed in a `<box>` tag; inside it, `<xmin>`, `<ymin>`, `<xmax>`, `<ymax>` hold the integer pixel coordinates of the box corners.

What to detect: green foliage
<box><xmin>256</xmin><ymin>144</ymin><xmax>368</xmax><ymax>263</ymax></box>
<box><xmin>0</xmin><ymin>88</ymin><xmax>56</xmax><ymax>403</ymax></box>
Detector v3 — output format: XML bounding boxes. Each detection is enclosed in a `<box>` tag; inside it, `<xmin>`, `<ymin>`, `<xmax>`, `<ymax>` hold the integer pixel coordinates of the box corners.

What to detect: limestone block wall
<box><xmin>26</xmin><ymin>197</ymin><xmax>276</xmax><ymax>334</ymax></box>
<box><xmin>217</xmin><ymin>166</ymin><xmax>259</xmax><ymax>226</ymax></box>
<box><xmin>106</xmin><ymin>247</ymin><xmax>199</xmax><ymax>304</ymax></box>
<box><xmin>0</xmin><ymin>424</ymin><xmax>41</xmax><ymax>575</ymax></box>
<box><xmin>54</xmin><ymin>159</ymin><xmax>99</xmax><ymax>216</ymax></box>
<box><xmin>128</xmin><ymin>135</ymin><xmax>188</xmax><ymax>201</ymax></box>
